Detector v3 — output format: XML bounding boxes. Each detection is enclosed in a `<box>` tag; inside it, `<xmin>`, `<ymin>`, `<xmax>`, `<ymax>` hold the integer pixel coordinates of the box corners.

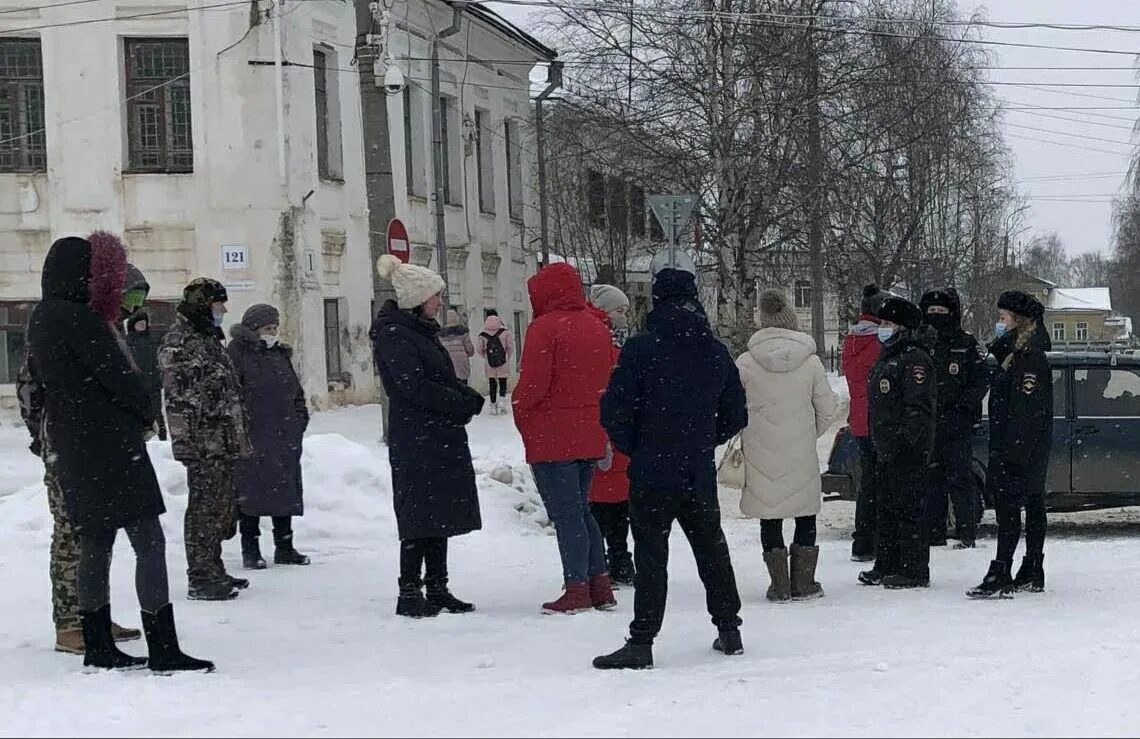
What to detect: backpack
<box><xmin>481</xmin><ymin>329</ymin><xmax>508</xmax><ymax>368</ymax></box>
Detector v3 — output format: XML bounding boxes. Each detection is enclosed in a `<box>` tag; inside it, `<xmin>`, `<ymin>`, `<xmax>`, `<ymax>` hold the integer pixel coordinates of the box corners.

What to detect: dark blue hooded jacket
<box><xmin>600</xmin><ymin>269</ymin><xmax>748</xmax><ymax>495</ymax></box>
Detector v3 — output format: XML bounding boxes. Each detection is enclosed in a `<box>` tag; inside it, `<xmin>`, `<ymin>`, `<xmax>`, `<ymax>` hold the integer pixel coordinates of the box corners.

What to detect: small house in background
<box><xmin>1002</xmin><ymin>267</ymin><xmax>1133</xmax><ymax>347</ymax></box>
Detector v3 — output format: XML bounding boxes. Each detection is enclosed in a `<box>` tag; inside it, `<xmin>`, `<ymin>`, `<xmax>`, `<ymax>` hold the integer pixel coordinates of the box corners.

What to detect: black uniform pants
<box><xmin>591</xmin><ymin>501</ymin><xmax>631</xmax><ymax>560</ymax></box>
<box><xmin>77</xmin><ymin>517</ymin><xmax>170</xmax><ymax>615</ymax></box>
<box><xmin>628</xmin><ymin>487</ymin><xmax>742</xmax><ymax>646</ymax></box>
<box><xmin>875</xmin><ymin>460</ymin><xmax>930</xmax><ymax>581</ymax></box>
<box><xmin>997</xmin><ymin>497</ymin><xmax>1047</xmax><ymax>564</ymax></box>
<box><xmin>927</xmin><ymin>433</ymin><xmax>977</xmax><ymax>543</ymax></box>
<box><xmin>239</xmin><ymin>514</ymin><xmax>293</xmax><ymax>544</ymax></box>
<box><xmin>852</xmin><ymin>436</ymin><xmax>879</xmax><ymax>558</ymax></box>
<box><xmin>399</xmin><ymin>537</ymin><xmax>449</xmax><ymax>584</ymax></box>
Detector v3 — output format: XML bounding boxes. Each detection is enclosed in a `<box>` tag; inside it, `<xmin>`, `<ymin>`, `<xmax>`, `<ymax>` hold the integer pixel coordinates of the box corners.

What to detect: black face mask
<box><xmin>925</xmin><ymin>312</ymin><xmax>956</xmax><ymax>332</ymax></box>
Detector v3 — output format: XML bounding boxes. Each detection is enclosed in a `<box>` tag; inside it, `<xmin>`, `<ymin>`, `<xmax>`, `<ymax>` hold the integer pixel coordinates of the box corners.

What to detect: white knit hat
<box><xmin>376</xmin><ymin>254</ymin><xmax>446</xmax><ymax>310</ymax></box>
<box><xmin>589</xmin><ymin>284</ymin><xmax>630</xmax><ymax>315</ymax></box>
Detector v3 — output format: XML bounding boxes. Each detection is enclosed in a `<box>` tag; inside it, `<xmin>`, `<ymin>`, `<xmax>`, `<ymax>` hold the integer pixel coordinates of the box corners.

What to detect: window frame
<box><xmin>323</xmin><ymin>298</ymin><xmax>343</xmax><ymax>381</ymax></box>
<box><xmin>475</xmin><ymin>109</ymin><xmax>495</xmax><ymax>214</ymax></box>
<box><xmin>1076</xmin><ymin>322</ymin><xmax>1089</xmax><ymax>342</ymax></box>
<box><xmin>0</xmin><ymin>38</ymin><xmax>46</xmax><ymax>173</ymax></box>
<box><xmin>1073</xmin><ymin>366</ymin><xmax>1140</xmax><ymax>419</ymax></box>
<box><xmin>505</xmin><ymin>119</ymin><xmax>523</xmax><ymax>221</ymax></box>
<box><xmin>1052</xmin><ymin>322</ymin><xmax>1066</xmax><ymax>342</ymax></box>
<box><xmin>794</xmin><ymin>280</ymin><xmax>812</xmax><ymax>310</ymax></box>
<box><xmin>403</xmin><ymin>85</ymin><xmax>418</xmax><ymax>196</ymax></box>
<box><xmin>123</xmin><ymin>37</ymin><xmax>193</xmax><ymax>174</ymax></box>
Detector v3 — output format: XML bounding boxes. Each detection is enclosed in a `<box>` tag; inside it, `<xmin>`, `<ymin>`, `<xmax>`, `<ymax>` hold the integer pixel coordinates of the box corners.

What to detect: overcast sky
<box><xmin>489</xmin><ymin>0</ymin><xmax>1140</xmax><ymax>257</ymax></box>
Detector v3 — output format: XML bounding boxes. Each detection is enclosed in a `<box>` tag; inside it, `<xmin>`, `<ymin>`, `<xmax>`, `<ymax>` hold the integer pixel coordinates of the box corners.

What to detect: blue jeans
<box><xmin>531</xmin><ymin>460</ymin><xmax>607</xmax><ymax>583</ymax></box>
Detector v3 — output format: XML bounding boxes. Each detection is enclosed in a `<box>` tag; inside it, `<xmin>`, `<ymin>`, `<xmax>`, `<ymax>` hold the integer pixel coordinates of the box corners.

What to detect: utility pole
<box><xmin>431</xmin><ymin>5</ymin><xmax>463</xmax><ymax>300</ymax></box>
<box><xmin>805</xmin><ymin>1</ymin><xmax>826</xmax><ymax>358</ymax></box>
<box><xmin>536</xmin><ymin>61</ymin><xmax>563</xmax><ymax>267</ymax></box>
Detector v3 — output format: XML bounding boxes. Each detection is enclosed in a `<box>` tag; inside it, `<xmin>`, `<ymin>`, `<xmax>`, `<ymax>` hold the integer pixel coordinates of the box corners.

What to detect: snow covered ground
<box><xmin>4</xmin><ymin>394</ymin><xmax>1140</xmax><ymax>736</ymax></box>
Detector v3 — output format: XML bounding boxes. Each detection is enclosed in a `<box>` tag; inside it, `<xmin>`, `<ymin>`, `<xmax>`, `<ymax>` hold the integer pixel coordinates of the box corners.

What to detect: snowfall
<box><xmin>4</xmin><ymin>379</ymin><xmax>1140</xmax><ymax>737</ymax></box>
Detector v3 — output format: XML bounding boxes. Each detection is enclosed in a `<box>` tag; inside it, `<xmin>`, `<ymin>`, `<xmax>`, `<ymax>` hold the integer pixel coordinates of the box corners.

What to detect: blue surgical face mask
<box><xmin>994</xmin><ymin>322</ymin><xmax>1008</xmax><ymax>339</ymax></box>
<box><xmin>877</xmin><ymin>327</ymin><xmax>895</xmax><ymax>344</ymax></box>
<box><xmin>212</xmin><ymin>310</ymin><xmax>225</xmax><ymax>328</ymax></box>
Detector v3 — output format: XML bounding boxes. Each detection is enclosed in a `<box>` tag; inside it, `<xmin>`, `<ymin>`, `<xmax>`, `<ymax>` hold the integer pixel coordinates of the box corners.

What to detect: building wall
<box><xmin>1045</xmin><ymin>311</ymin><xmax>1111</xmax><ymax>344</ymax></box>
<box><xmin>384</xmin><ymin>0</ymin><xmax>545</xmax><ymax>389</ymax></box>
<box><xmin>0</xmin><ymin>2</ymin><xmax>375</xmax><ymax>408</ymax></box>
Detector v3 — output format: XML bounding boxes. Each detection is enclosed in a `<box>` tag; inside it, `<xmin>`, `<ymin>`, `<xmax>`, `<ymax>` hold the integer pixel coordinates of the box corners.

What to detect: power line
<box><xmin>1007</xmin><ymin>109</ymin><xmax>1137</xmax><ymax>133</ymax></box>
<box><xmin>1007</xmin><ymin>134</ymin><xmax>1131</xmax><ymax>156</ymax></box>
<box><xmin>1004</xmin><ymin>121</ymin><xmax>1133</xmax><ymax>148</ymax></box>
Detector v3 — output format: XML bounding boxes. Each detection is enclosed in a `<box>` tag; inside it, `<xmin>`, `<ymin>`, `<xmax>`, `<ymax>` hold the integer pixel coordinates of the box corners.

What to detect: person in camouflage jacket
<box><xmin>159</xmin><ymin>278</ymin><xmax>252</xmax><ymax>602</ymax></box>
<box><xmin>17</xmin><ymin>260</ymin><xmax>151</xmax><ymax>654</ymax></box>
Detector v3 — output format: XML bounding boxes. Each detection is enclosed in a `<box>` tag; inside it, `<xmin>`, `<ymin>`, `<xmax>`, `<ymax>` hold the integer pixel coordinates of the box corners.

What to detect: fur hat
<box><xmin>878</xmin><ymin>296</ymin><xmax>923</xmax><ymax>330</ymax></box>
<box><xmin>589</xmin><ymin>284</ymin><xmax>630</xmax><ymax>316</ymax></box>
<box><xmin>757</xmin><ymin>289</ymin><xmax>799</xmax><ymax>331</ymax></box>
<box><xmin>183</xmin><ymin>277</ymin><xmax>228</xmax><ymax>307</ymax></box>
<box><xmin>241</xmin><ymin>303</ymin><xmax>280</xmax><ymax>332</ymax></box>
<box><xmin>377</xmin><ymin>254</ymin><xmax>446</xmax><ymax>310</ymax></box>
<box><xmin>860</xmin><ymin>284</ymin><xmax>888</xmax><ymax>318</ymax></box>
<box><xmin>998</xmin><ymin>290</ymin><xmax>1045</xmax><ymax>321</ymax></box>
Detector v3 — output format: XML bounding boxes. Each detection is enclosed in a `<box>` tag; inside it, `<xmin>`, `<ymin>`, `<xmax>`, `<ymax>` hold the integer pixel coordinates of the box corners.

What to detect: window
<box><xmin>607</xmin><ymin>176</ymin><xmax>628</xmax><ymax>235</ymax></box>
<box><xmin>438</xmin><ymin>96</ymin><xmax>461</xmax><ymax>205</ymax></box>
<box><xmin>124</xmin><ymin>38</ymin><xmax>192</xmax><ymax>173</ymax></box>
<box><xmin>1076</xmin><ymin>322</ymin><xmax>1089</xmax><ymax>342</ymax></box>
<box><xmin>630</xmin><ymin>185</ymin><xmax>646</xmax><ymax>238</ymax></box>
<box><xmin>794</xmin><ymin>280</ymin><xmax>812</xmax><ymax>309</ymax></box>
<box><xmin>0</xmin><ymin>302</ymin><xmax>32</xmax><ymax>384</ymax></box>
<box><xmin>312</xmin><ymin>47</ymin><xmax>342</xmax><ymax>181</ymax></box>
<box><xmin>505</xmin><ymin>119</ymin><xmax>523</xmax><ymax>220</ymax></box>
<box><xmin>1074</xmin><ymin>368</ymin><xmax>1140</xmax><ymax>418</ymax></box>
<box><xmin>323</xmin><ymin>298</ymin><xmax>343</xmax><ymax>381</ymax></box>
<box><xmin>586</xmin><ymin>169</ymin><xmax>605</xmax><ymax>228</ymax></box>
<box><xmin>0</xmin><ymin>39</ymin><xmax>45</xmax><ymax>172</ymax></box>
<box><xmin>403</xmin><ymin>86</ymin><xmax>425</xmax><ymax>196</ymax></box>
<box><xmin>1052</xmin><ymin>322</ymin><xmax>1066</xmax><ymax>342</ymax></box>
<box><xmin>475</xmin><ymin>109</ymin><xmax>495</xmax><ymax>213</ymax></box>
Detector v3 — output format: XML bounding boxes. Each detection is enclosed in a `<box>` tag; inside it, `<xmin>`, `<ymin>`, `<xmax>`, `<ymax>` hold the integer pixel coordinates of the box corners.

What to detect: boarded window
<box><xmin>324</xmin><ymin>298</ymin><xmax>343</xmax><ymax>380</ymax></box>
<box><xmin>124</xmin><ymin>38</ymin><xmax>192</xmax><ymax>173</ymax></box>
<box><xmin>476</xmin><ymin>109</ymin><xmax>495</xmax><ymax>213</ymax></box>
<box><xmin>314</xmin><ymin>49</ymin><xmax>330</xmax><ymax>179</ymax></box>
<box><xmin>505</xmin><ymin>119</ymin><xmax>523</xmax><ymax>220</ymax></box>
<box><xmin>0</xmin><ymin>39</ymin><xmax>45</xmax><ymax>173</ymax></box>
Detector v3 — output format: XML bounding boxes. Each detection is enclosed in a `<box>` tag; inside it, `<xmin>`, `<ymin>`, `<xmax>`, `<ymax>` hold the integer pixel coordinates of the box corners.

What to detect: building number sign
<box><xmin>222</xmin><ymin>244</ymin><xmax>248</xmax><ymax>271</ymax></box>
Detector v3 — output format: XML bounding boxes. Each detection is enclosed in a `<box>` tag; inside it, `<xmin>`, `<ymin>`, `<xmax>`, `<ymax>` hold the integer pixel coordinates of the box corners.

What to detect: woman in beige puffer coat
<box><xmin>736</xmin><ymin>290</ymin><xmax>841</xmax><ymax>603</ymax></box>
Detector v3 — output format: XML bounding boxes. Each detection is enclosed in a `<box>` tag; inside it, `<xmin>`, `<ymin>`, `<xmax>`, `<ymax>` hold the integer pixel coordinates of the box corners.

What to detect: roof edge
<box><xmin>451</xmin><ymin>1</ymin><xmax>558</xmax><ymax>61</ymax></box>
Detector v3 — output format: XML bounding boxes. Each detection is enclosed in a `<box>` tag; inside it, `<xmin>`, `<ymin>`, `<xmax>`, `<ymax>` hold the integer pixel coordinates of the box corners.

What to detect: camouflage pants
<box><xmin>184</xmin><ymin>461</ymin><xmax>239</xmax><ymax>586</ymax></box>
<box><xmin>45</xmin><ymin>460</ymin><xmax>81</xmax><ymax>631</ymax></box>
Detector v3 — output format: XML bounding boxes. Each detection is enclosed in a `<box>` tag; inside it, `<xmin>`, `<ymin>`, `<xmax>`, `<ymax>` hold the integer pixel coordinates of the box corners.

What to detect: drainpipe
<box><xmin>273</xmin><ymin>0</ymin><xmax>287</xmax><ymax>189</ymax></box>
<box><xmin>535</xmin><ymin>61</ymin><xmax>562</xmax><ymax>268</ymax></box>
<box><xmin>431</xmin><ymin>4</ymin><xmax>463</xmax><ymax>302</ymax></box>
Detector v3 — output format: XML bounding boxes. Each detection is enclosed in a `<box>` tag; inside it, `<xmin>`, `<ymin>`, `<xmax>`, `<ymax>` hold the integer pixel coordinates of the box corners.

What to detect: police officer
<box><xmin>859</xmin><ymin>297</ymin><xmax>937</xmax><ymax>589</ymax></box>
<box><xmin>968</xmin><ymin>291</ymin><xmax>1052</xmax><ymax>599</ymax></box>
<box><xmin>920</xmin><ymin>288</ymin><xmax>989</xmax><ymax>549</ymax></box>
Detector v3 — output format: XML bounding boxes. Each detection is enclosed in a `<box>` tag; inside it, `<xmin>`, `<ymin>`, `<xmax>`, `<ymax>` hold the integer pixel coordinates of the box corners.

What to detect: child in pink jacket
<box><xmin>477</xmin><ymin>311</ymin><xmax>514</xmax><ymax>414</ymax></box>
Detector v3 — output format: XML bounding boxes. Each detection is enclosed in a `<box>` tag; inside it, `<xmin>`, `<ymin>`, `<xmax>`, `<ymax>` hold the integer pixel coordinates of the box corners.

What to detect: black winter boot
<box><xmin>188</xmin><ymin>580</ymin><xmax>239</xmax><ymax>602</ymax></box>
<box><xmin>274</xmin><ymin>532</ymin><xmax>311</xmax><ymax>566</ymax></box>
<box><xmin>966</xmin><ymin>560</ymin><xmax>1015</xmax><ymax>600</ymax></box>
<box><xmin>858</xmin><ymin>568</ymin><xmax>887</xmax><ymax>586</ymax></box>
<box><xmin>609</xmin><ymin>551</ymin><xmax>636</xmax><ymax>588</ymax></box>
<box><xmin>593</xmin><ymin>640</ymin><xmax>654</xmax><ymax>670</ymax></box>
<box><xmin>712</xmin><ymin>629</ymin><xmax>744</xmax><ymax>656</ymax></box>
<box><xmin>142</xmin><ymin>604</ymin><xmax>215</xmax><ymax>673</ymax></box>
<box><xmin>425</xmin><ymin>578</ymin><xmax>475</xmax><ymax>614</ymax></box>
<box><xmin>242</xmin><ymin>536</ymin><xmax>267</xmax><ymax>570</ymax></box>
<box><xmin>396</xmin><ymin>579</ymin><xmax>442</xmax><ymax>618</ymax></box>
<box><xmin>225</xmin><ymin>574</ymin><xmax>250</xmax><ymax>590</ymax></box>
<box><xmin>882</xmin><ymin>574</ymin><xmax>930</xmax><ymax>590</ymax></box>
<box><xmin>80</xmin><ymin>605</ymin><xmax>147</xmax><ymax>670</ymax></box>
<box><xmin>1013</xmin><ymin>554</ymin><xmax>1045</xmax><ymax>593</ymax></box>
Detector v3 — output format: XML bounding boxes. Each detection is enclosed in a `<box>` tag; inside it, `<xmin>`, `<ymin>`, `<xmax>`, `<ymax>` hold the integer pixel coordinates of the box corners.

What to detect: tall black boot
<box><xmin>1013</xmin><ymin>553</ymin><xmax>1045</xmax><ymax>593</ymax></box>
<box><xmin>425</xmin><ymin>578</ymin><xmax>476</xmax><ymax>614</ymax></box>
<box><xmin>242</xmin><ymin>535</ymin><xmax>267</xmax><ymax>570</ymax></box>
<box><xmin>397</xmin><ymin>579</ymin><xmax>442</xmax><ymax>618</ymax></box>
<box><xmin>274</xmin><ymin>530</ymin><xmax>310</xmax><ymax>566</ymax></box>
<box><xmin>142</xmin><ymin>604</ymin><xmax>214</xmax><ymax>673</ymax></box>
<box><xmin>80</xmin><ymin>604</ymin><xmax>147</xmax><ymax>670</ymax></box>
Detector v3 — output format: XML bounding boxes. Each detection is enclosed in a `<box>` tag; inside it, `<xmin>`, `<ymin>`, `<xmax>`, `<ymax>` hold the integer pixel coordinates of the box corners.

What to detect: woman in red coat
<box><xmin>513</xmin><ymin>263</ymin><xmax>617</xmax><ymax>614</ymax></box>
<box><xmin>586</xmin><ymin>284</ymin><xmax>635</xmax><ymax>587</ymax></box>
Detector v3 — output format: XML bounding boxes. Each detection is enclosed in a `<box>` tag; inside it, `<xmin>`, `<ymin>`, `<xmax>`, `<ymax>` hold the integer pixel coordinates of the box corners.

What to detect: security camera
<box><xmin>383</xmin><ymin>64</ymin><xmax>405</xmax><ymax>95</ymax></box>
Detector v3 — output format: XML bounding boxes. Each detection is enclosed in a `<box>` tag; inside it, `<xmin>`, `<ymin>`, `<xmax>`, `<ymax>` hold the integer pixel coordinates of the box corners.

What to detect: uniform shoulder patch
<box><xmin>911</xmin><ymin>365</ymin><xmax>928</xmax><ymax>384</ymax></box>
<box><xmin>879</xmin><ymin>378</ymin><xmax>891</xmax><ymax>394</ymax></box>
<box><xmin>1021</xmin><ymin>372</ymin><xmax>1038</xmax><ymax>395</ymax></box>
<box><xmin>948</xmin><ymin>362</ymin><xmax>960</xmax><ymax>376</ymax></box>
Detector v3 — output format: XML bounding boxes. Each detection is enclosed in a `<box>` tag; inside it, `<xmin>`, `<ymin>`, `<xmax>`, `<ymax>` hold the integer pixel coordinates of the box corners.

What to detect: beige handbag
<box><xmin>717</xmin><ymin>434</ymin><xmax>746</xmax><ymax>490</ymax></box>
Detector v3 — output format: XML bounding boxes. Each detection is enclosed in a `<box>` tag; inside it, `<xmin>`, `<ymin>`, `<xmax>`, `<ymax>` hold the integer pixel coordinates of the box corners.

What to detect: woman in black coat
<box><xmin>371</xmin><ymin>255</ymin><xmax>484</xmax><ymax>618</ymax></box>
<box><xmin>228</xmin><ymin>304</ymin><xmax>311</xmax><ymax>570</ymax></box>
<box><xmin>28</xmin><ymin>233</ymin><xmax>211</xmax><ymax>672</ymax></box>
<box><xmin>968</xmin><ymin>291</ymin><xmax>1053</xmax><ymax>600</ymax></box>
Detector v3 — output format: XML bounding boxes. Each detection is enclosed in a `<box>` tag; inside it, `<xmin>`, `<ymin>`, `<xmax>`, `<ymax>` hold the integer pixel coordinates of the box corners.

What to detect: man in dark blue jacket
<box><xmin>592</xmin><ymin>266</ymin><xmax>748</xmax><ymax>670</ymax></box>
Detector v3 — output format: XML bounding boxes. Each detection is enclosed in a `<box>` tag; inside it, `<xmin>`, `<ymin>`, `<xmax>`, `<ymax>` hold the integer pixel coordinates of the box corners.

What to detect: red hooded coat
<box><xmin>841</xmin><ymin>314</ymin><xmax>881</xmax><ymax>438</ymax></box>
<box><xmin>513</xmin><ymin>264</ymin><xmax>613</xmax><ymax>464</ymax></box>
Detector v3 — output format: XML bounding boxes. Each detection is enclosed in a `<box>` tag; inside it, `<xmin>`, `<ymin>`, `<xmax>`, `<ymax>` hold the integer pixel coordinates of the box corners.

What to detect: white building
<box><xmin>380</xmin><ymin>0</ymin><xmax>554</xmax><ymax>389</ymax></box>
<box><xmin>0</xmin><ymin>0</ymin><xmax>553</xmax><ymax>407</ymax></box>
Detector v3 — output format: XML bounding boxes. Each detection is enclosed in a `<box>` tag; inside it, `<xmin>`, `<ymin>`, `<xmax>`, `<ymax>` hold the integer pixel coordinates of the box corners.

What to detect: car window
<box><xmin>1074</xmin><ymin>367</ymin><xmax>1140</xmax><ymax>418</ymax></box>
<box><xmin>981</xmin><ymin>368</ymin><xmax>1067</xmax><ymax>418</ymax></box>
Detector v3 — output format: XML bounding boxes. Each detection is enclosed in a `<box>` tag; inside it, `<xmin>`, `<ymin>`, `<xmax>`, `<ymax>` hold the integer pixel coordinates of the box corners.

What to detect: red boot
<box><xmin>589</xmin><ymin>574</ymin><xmax>618</xmax><ymax>611</ymax></box>
<box><xmin>541</xmin><ymin>582</ymin><xmax>592</xmax><ymax>615</ymax></box>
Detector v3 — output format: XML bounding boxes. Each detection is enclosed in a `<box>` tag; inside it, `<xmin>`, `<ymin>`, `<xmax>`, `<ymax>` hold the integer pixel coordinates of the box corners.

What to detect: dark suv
<box><xmin>822</xmin><ymin>351</ymin><xmax>1140</xmax><ymax>513</ymax></box>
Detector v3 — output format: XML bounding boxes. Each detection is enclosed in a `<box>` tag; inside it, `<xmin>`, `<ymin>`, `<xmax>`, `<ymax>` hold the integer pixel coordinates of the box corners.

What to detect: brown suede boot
<box><xmin>56</xmin><ymin>622</ymin><xmax>140</xmax><ymax>654</ymax></box>
<box><xmin>763</xmin><ymin>548</ymin><xmax>791</xmax><ymax>603</ymax></box>
<box><xmin>111</xmin><ymin>622</ymin><xmax>142</xmax><ymax>643</ymax></box>
<box><xmin>790</xmin><ymin>544</ymin><xmax>825</xmax><ymax>601</ymax></box>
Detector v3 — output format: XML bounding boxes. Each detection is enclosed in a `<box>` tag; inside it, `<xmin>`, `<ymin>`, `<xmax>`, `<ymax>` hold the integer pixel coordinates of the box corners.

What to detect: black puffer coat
<box><xmin>27</xmin><ymin>237</ymin><xmax>164</xmax><ymax>533</ymax></box>
<box><xmin>228</xmin><ymin>324</ymin><xmax>309</xmax><ymax>517</ymax></box>
<box><xmin>125</xmin><ymin>310</ymin><xmax>163</xmax><ymax>396</ymax></box>
<box><xmin>371</xmin><ymin>301</ymin><xmax>484</xmax><ymax>540</ymax></box>
<box><xmin>987</xmin><ymin>325</ymin><xmax>1053</xmax><ymax>505</ymax></box>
